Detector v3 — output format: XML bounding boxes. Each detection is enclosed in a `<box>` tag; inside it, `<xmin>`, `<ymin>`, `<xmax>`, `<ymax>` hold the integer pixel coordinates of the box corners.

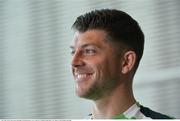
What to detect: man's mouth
<box><xmin>74</xmin><ymin>73</ymin><xmax>94</xmax><ymax>82</ymax></box>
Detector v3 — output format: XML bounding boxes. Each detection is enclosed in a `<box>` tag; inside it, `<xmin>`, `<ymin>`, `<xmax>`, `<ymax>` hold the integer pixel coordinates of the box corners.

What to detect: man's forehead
<box><xmin>70</xmin><ymin>30</ymin><xmax>108</xmax><ymax>48</ymax></box>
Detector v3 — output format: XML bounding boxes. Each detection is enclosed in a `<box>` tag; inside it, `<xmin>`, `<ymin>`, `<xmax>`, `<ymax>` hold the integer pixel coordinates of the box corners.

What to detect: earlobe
<box><xmin>121</xmin><ymin>51</ymin><xmax>136</xmax><ymax>74</ymax></box>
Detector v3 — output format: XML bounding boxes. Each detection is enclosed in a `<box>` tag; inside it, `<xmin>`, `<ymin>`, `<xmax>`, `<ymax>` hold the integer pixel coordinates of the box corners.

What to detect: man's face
<box><xmin>70</xmin><ymin>29</ymin><xmax>122</xmax><ymax>100</ymax></box>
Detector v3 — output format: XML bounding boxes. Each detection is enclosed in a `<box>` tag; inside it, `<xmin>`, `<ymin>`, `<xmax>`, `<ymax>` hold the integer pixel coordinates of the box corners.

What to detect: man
<box><xmin>70</xmin><ymin>9</ymin><xmax>173</xmax><ymax>119</ymax></box>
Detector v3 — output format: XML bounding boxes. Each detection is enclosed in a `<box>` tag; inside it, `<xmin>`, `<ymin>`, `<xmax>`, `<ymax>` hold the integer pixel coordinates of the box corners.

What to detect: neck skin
<box><xmin>92</xmin><ymin>82</ymin><xmax>136</xmax><ymax>119</ymax></box>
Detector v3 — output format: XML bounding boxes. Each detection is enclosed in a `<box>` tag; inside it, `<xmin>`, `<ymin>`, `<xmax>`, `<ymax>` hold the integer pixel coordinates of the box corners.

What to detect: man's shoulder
<box><xmin>139</xmin><ymin>105</ymin><xmax>174</xmax><ymax>119</ymax></box>
<box><xmin>86</xmin><ymin>104</ymin><xmax>175</xmax><ymax>119</ymax></box>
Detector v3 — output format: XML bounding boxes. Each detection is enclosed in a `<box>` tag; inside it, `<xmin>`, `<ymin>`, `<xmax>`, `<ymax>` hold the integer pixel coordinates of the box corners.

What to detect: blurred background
<box><xmin>0</xmin><ymin>0</ymin><xmax>180</xmax><ymax>119</ymax></box>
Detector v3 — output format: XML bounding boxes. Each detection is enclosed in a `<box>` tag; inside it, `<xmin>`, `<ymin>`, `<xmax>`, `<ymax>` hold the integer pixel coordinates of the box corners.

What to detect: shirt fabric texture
<box><xmin>88</xmin><ymin>103</ymin><xmax>174</xmax><ymax>119</ymax></box>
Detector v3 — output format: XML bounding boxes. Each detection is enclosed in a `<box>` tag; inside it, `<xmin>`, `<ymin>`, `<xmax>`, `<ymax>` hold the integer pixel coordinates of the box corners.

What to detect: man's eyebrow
<box><xmin>81</xmin><ymin>43</ymin><xmax>99</xmax><ymax>48</ymax></box>
<box><xmin>70</xmin><ymin>43</ymin><xmax>99</xmax><ymax>49</ymax></box>
<box><xmin>70</xmin><ymin>46</ymin><xmax>74</xmax><ymax>49</ymax></box>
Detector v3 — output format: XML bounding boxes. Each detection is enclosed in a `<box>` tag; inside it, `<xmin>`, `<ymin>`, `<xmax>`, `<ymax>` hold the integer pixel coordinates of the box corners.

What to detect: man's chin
<box><xmin>75</xmin><ymin>89</ymin><xmax>101</xmax><ymax>100</ymax></box>
<box><xmin>76</xmin><ymin>89</ymin><xmax>87</xmax><ymax>98</ymax></box>
<box><xmin>75</xmin><ymin>89</ymin><xmax>90</xmax><ymax>99</ymax></box>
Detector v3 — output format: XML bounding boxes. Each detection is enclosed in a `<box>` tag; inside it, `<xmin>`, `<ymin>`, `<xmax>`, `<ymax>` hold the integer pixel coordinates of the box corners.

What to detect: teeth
<box><xmin>77</xmin><ymin>74</ymin><xmax>87</xmax><ymax>79</ymax></box>
<box><xmin>75</xmin><ymin>73</ymin><xmax>93</xmax><ymax>80</ymax></box>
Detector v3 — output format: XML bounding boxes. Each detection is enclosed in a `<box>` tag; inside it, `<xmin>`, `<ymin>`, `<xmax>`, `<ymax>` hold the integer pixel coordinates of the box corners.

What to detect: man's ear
<box><xmin>121</xmin><ymin>51</ymin><xmax>136</xmax><ymax>74</ymax></box>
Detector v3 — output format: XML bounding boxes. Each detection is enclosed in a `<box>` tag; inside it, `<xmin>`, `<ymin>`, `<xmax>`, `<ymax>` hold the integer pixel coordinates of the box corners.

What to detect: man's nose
<box><xmin>71</xmin><ymin>52</ymin><xmax>84</xmax><ymax>68</ymax></box>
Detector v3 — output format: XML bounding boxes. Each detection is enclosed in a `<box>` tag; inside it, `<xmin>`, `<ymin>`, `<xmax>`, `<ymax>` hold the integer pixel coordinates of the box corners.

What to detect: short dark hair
<box><xmin>72</xmin><ymin>9</ymin><xmax>144</xmax><ymax>70</ymax></box>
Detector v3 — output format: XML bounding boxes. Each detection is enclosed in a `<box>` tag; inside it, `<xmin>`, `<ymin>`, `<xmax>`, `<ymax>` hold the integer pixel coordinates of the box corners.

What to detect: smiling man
<box><xmin>70</xmin><ymin>9</ymin><xmax>173</xmax><ymax>119</ymax></box>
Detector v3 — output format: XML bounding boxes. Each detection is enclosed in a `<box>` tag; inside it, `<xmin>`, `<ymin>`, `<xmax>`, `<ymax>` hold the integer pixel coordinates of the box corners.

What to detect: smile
<box><xmin>74</xmin><ymin>73</ymin><xmax>94</xmax><ymax>82</ymax></box>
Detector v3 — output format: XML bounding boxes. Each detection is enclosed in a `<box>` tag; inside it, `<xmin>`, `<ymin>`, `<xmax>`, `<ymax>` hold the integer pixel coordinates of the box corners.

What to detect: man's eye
<box><xmin>84</xmin><ymin>49</ymin><xmax>96</xmax><ymax>55</ymax></box>
<box><xmin>71</xmin><ymin>50</ymin><xmax>75</xmax><ymax>55</ymax></box>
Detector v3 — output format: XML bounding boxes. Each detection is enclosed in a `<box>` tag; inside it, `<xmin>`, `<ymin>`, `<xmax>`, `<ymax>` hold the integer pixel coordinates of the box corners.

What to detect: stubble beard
<box><xmin>76</xmin><ymin>77</ymin><xmax>119</xmax><ymax>101</ymax></box>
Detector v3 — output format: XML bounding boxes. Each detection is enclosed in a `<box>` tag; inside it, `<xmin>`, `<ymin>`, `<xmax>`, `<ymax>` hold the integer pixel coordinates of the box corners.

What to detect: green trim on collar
<box><xmin>113</xmin><ymin>114</ymin><xmax>136</xmax><ymax>119</ymax></box>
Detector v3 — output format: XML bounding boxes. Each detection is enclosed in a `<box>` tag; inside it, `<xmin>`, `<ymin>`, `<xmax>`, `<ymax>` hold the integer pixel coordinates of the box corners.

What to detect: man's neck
<box><xmin>92</xmin><ymin>84</ymin><xmax>136</xmax><ymax>119</ymax></box>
